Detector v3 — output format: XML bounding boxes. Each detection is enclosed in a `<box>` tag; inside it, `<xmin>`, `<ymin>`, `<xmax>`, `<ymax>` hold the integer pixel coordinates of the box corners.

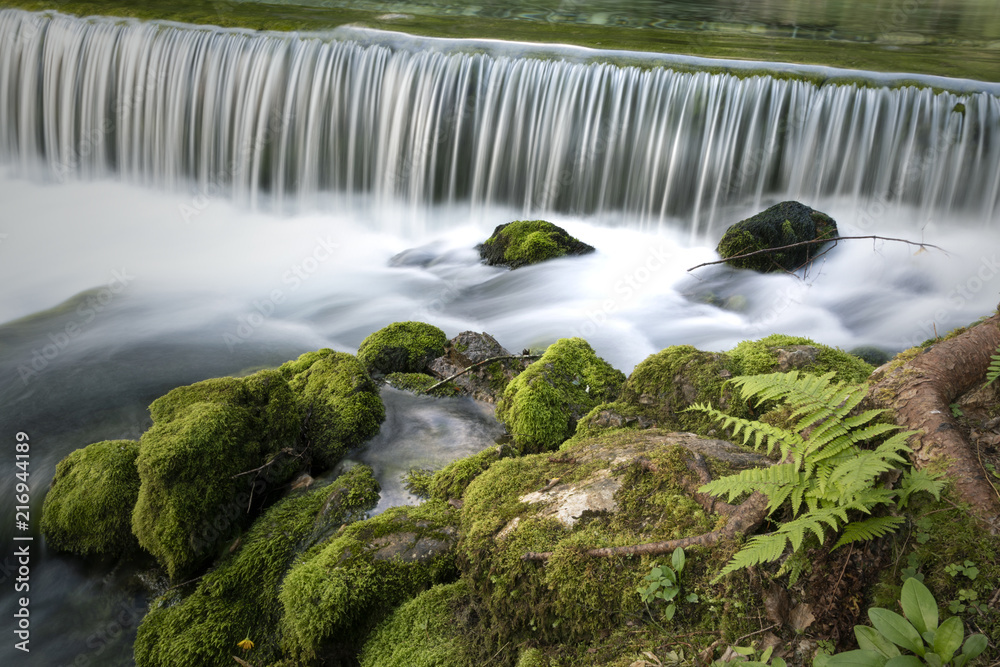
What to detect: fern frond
<box><xmin>898</xmin><ymin>467</ymin><xmax>945</xmax><ymax>507</ymax></box>
<box><xmin>686</xmin><ymin>402</ymin><xmax>800</xmax><ymax>455</ymax></box>
<box><xmin>832</xmin><ymin>516</ymin><xmax>906</xmax><ymax>549</ymax></box>
<box><xmin>713</xmin><ymin>532</ymin><xmax>790</xmax><ymax>581</ymax></box>
<box><xmin>986</xmin><ymin>345</ymin><xmax>1000</xmax><ymax>386</ymax></box>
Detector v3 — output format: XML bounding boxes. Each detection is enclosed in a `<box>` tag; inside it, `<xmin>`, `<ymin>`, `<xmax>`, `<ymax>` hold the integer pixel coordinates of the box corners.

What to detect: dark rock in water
<box><xmin>849</xmin><ymin>345</ymin><xmax>892</xmax><ymax>367</ymax></box>
<box><xmin>477</xmin><ymin>219</ymin><xmax>595</xmax><ymax>269</ymax></box>
<box><xmin>388</xmin><ymin>245</ymin><xmax>441</xmax><ymax>268</ymax></box>
<box><xmin>716</xmin><ymin>201</ymin><xmax>838</xmax><ymax>273</ymax></box>
<box><xmin>427</xmin><ymin>331</ymin><xmax>529</xmax><ymax>403</ymax></box>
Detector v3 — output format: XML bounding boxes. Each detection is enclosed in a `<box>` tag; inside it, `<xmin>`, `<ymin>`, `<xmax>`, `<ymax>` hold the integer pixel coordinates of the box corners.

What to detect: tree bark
<box><xmin>867</xmin><ymin>308</ymin><xmax>1000</xmax><ymax>522</ymax></box>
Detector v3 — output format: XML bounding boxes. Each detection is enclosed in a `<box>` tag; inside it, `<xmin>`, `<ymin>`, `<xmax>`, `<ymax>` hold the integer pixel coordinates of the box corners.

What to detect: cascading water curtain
<box><xmin>1</xmin><ymin>9</ymin><xmax>998</xmax><ymax>231</ymax></box>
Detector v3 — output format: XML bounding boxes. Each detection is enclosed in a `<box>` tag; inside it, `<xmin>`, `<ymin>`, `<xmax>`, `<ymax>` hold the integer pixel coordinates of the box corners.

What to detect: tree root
<box><xmin>867</xmin><ymin>307</ymin><xmax>1000</xmax><ymax>523</ymax></box>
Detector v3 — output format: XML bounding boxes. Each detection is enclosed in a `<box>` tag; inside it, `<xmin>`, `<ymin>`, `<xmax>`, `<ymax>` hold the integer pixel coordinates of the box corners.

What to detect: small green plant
<box><xmin>637</xmin><ymin>547</ymin><xmax>697</xmax><ymax>621</ymax></box>
<box><xmin>948</xmin><ymin>403</ymin><xmax>963</xmax><ymax>418</ymax></box>
<box><xmin>688</xmin><ymin>371</ymin><xmax>945</xmax><ymax>579</ymax></box>
<box><xmin>712</xmin><ymin>644</ymin><xmax>787</xmax><ymax>667</ymax></box>
<box><xmin>984</xmin><ymin>344</ymin><xmax>1000</xmax><ymax>386</ymax></box>
<box><xmin>820</xmin><ymin>578</ymin><xmax>987</xmax><ymax>667</ymax></box>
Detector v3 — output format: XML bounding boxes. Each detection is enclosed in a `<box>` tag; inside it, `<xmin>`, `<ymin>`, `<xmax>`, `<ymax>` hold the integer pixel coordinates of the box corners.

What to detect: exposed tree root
<box><xmin>867</xmin><ymin>308</ymin><xmax>1000</xmax><ymax>523</ymax></box>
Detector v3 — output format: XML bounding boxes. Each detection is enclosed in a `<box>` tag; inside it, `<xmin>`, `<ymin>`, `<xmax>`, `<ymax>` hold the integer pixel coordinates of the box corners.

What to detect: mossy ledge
<box><xmin>357</xmin><ymin>321</ymin><xmax>447</xmax><ymax>377</ymax></box>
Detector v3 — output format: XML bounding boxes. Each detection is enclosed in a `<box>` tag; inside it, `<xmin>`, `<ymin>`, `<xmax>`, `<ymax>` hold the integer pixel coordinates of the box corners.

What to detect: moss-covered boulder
<box><xmin>40</xmin><ymin>439</ymin><xmax>142</xmax><ymax>557</ymax></box>
<box><xmin>279</xmin><ymin>349</ymin><xmax>386</xmax><ymax>468</ymax></box>
<box><xmin>279</xmin><ymin>499</ymin><xmax>460</xmax><ymax>662</ymax></box>
<box><xmin>728</xmin><ymin>334</ymin><xmax>873</xmax><ymax>383</ymax></box>
<box><xmin>427</xmin><ymin>331</ymin><xmax>529</xmax><ymax>402</ymax></box>
<box><xmin>358</xmin><ymin>581</ymin><xmax>474</xmax><ymax>667</ymax></box>
<box><xmin>428</xmin><ymin>443</ymin><xmax>515</xmax><ymax>502</ymax></box>
<box><xmin>495</xmin><ymin>338</ymin><xmax>625</xmax><ymax>453</ymax></box>
<box><xmin>620</xmin><ymin>345</ymin><xmax>747</xmax><ymax>434</ymax></box>
<box><xmin>132</xmin><ymin>370</ymin><xmax>303</xmax><ymax>579</ymax></box>
<box><xmin>478</xmin><ymin>220</ymin><xmax>595</xmax><ymax>269</ymax></box>
<box><xmin>458</xmin><ymin>430</ymin><xmax>767</xmax><ymax>657</ymax></box>
<box><xmin>357</xmin><ymin>322</ymin><xmax>447</xmax><ymax>376</ymax></box>
<box><xmin>716</xmin><ymin>201</ymin><xmax>838</xmax><ymax>272</ymax></box>
<box><xmin>134</xmin><ymin>466</ymin><xmax>380</xmax><ymax>667</ymax></box>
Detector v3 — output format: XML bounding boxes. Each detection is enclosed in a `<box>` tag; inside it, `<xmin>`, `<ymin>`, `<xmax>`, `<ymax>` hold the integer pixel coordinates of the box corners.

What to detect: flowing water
<box><xmin>1</xmin><ymin>8</ymin><xmax>999</xmax><ymax>665</ymax></box>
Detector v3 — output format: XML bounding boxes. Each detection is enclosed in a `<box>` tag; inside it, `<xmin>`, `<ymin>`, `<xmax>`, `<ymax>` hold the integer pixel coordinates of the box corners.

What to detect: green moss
<box><xmin>716</xmin><ymin>201</ymin><xmax>839</xmax><ymax>273</ymax></box>
<box><xmin>358</xmin><ymin>581</ymin><xmax>474</xmax><ymax>667</ymax></box>
<box><xmin>495</xmin><ymin>338</ymin><xmax>625</xmax><ymax>453</ymax></box>
<box><xmin>279</xmin><ymin>499</ymin><xmax>460</xmax><ymax>661</ymax></box>
<box><xmin>728</xmin><ymin>334</ymin><xmax>874</xmax><ymax>382</ymax></box>
<box><xmin>281</xmin><ymin>349</ymin><xmax>385</xmax><ymax>469</ymax></box>
<box><xmin>428</xmin><ymin>445</ymin><xmax>511</xmax><ymax>501</ymax></box>
<box><xmin>620</xmin><ymin>345</ymin><xmax>746</xmax><ymax>434</ymax></box>
<box><xmin>133</xmin><ymin>369</ymin><xmax>303</xmax><ymax>579</ymax></box>
<box><xmin>479</xmin><ymin>220</ymin><xmax>595</xmax><ymax>269</ymax></box>
<box><xmin>385</xmin><ymin>372</ymin><xmax>459</xmax><ymax>397</ymax></box>
<box><xmin>357</xmin><ymin>322</ymin><xmax>447</xmax><ymax>376</ymax></box>
<box><xmin>134</xmin><ymin>466</ymin><xmax>379</xmax><ymax>667</ymax></box>
<box><xmin>458</xmin><ymin>434</ymin><xmax>746</xmax><ymax>656</ymax></box>
<box><xmin>572</xmin><ymin>401</ymin><xmax>654</xmax><ymax>439</ymax></box>
<box><xmin>40</xmin><ymin>439</ymin><xmax>141</xmax><ymax>557</ymax></box>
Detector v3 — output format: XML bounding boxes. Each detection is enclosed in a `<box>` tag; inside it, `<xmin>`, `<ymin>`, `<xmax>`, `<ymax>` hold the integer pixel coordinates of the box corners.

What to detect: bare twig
<box><xmin>424</xmin><ymin>354</ymin><xmax>540</xmax><ymax>393</ymax></box>
<box><xmin>687</xmin><ymin>235</ymin><xmax>947</xmax><ymax>273</ymax></box>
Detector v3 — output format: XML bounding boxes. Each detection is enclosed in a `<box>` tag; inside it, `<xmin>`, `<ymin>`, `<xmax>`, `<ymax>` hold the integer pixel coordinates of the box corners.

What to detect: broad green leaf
<box><xmin>920</xmin><ymin>653</ymin><xmax>943</xmax><ymax>667</ymax></box>
<box><xmin>660</xmin><ymin>587</ymin><xmax>679</xmax><ymax>601</ymax></box>
<box><xmin>961</xmin><ymin>633</ymin><xmax>987</xmax><ymax>660</ymax></box>
<box><xmin>825</xmin><ymin>649</ymin><xmax>887</xmax><ymax>667</ymax></box>
<box><xmin>760</xmin><ymin>646</ymin><xmax>774</xmax><ymax>662</ymax></box>
<box><xmin>855</xmin><ymin>626</ymin><xmax>901</xmax><ymax>658</ymax></box>
<box><xmin>731</xmin><ymin>646</ymin><xmax>755</xmax><ymax>656</ymax></box>
<box><xmin>900</xmin><ymin>578</ymin><xmax>938</xmax><ymax>635</ymax></box>
<box><xmin>686</xmin><ymin>593</ymin><xmax>699</xmax><ymax>603</ymax></box>
<box><xmin>661</xmin><ymin>568</ymin><xmax>677</xmax><ymax>584</ymax></box>
<box><xmin>869</xmin><ymin>608</ymin><xmax>924</xmax><ymax>655</ymax></box>
<box><xmin>883</xmin><ymin>657</ymin><xmax>924</xmax><ymax>667</ymax></box>
<box><xmin>773</xmin><ymin>658</ymin><xmax>787</xmax><ymax>667</ymax></box>
<box><xmin>932</xmin><ymin>616</ymin><xmax>963</xmax><ymax>662</ymax></box>
<box><xmin>664</xmin><ymin>603</ymin><xmax>676</xmax><ymax>621</ymax></box>
<box><xmin>672</xmin><ymin>547</ymin><xmax>686</xmax><ymax>573</ymax></box>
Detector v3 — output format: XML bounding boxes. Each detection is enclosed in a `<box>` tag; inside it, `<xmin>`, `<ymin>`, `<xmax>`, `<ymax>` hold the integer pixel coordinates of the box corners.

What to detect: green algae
<box><xmin>279</xmin><ymin>499</ymin><xmax>460</xmax><ymax>661</ymax></box>
<box><xmin>134</xmin><ymin>465</ymin><xmax>380</xmax><ymax>667</ymax></box>
<box><xmin>357</xmin><ymin>321</ymin><xmax>447</xmax><ymax>376</ymax></box>
<box><xmin>495</xmin><ymin>337</ymin><xmax>625</xmax><ymax>453</ymax></box>
<box><xmin>40</xmin><ymin>439</ymin><xmax>142</xmax><ymax>557</ymax></box>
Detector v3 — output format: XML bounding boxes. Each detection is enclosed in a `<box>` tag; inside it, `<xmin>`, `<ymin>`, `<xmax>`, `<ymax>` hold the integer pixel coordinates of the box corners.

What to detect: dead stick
<box><xmin>424</xmin><ymin>354</ymin><xmax>541</xmax><ymax>393</ymax></box>
<box><xmin>687</xmin><ymin>235</ymin><xmax>947</xmax><ymax>272</ymax></box>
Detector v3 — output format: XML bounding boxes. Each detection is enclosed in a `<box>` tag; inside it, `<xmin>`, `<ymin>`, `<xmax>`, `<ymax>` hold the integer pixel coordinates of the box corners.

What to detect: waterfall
<box><xmin>1</xmin><ymin>9</ymin><xmax>998</xmax><ymax>232</ymax></box>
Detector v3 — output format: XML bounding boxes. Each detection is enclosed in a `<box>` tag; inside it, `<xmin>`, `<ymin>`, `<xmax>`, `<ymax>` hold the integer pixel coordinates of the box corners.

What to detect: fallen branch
<box><xmin>424</xmin><ymin>354</ymin><xmax>541</xmax><ymax>393</ymax></box>
<box><xmin>687</xmin><ymin>235</ymin><xmax>947</xmax><ymax>273</ymax></box>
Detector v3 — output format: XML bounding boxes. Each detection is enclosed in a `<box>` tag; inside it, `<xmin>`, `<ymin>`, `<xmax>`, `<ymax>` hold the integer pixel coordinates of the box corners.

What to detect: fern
<box><xmin>686</xmin><ymin>371</ymin><xmax>938</xmax><ymax>582</ymax></box>
<box><xmin>986</xmin><ymin>344</ymin><xmax>1000</xmax><ymax>386</ymax></box>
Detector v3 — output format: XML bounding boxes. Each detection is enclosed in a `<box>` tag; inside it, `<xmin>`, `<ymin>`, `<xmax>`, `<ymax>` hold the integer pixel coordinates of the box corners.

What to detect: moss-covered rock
<box><xmin>478</xmin><ymin>220</ymin><xmax>595</xmax><ymax>269</ymax></box>
<box><xmin>728</xmin><ymin>334</ymin><xmax>874</xmax><ymax>383</ymax></box>
<box><xmin>620</xmin><ymin>345</ymin><xmax>746</xmax><ymax>434</ymax></box>
<box><xmin>40</xmin><ymin>439</ymin><xmax>142</xmax><ymax>557</ymax></box>
<box><xmin>428</xmin><ymin>444</ymin><xmax>515</xmax><ymax>502</ymax></box>
<box><xmin>716</xmin><ymin>201</ymin><xmax>838</xmax><ymax>272</ymax></box>
<box><xmin>279</xmin><ymin>499</ymin><xmax>460</xmax><ymax>661</ymax></box>
<box><xmin>495</xmin><ymin>338</ymin><xmax>625</xmax><ymax>453</ymax></box>
<box><xmin>358</xmin><ymin>581</ymin><xmax>474</xmax><ymax>667</ymax></box>
<box><xmin>458</xmin><ymin>430</ymin><xmax>763</xmax><ymax>657</ymax></box>
<box><xmin>134</xmin><ymin>466</ymin><xmax>380</xmax><ymax>667</ymax></box>
<box><xmin>357</xmin><ymin>322</ymin><xmax>447</xmax><ymax>376</ymax></box>
<box><xmin>132</xmin><ymin>370</ymin><xmax>303</xmax><ymax>579</ymax></box>
<box><xmin>280</xmin><ymin>349</ymin><xmax>385</xmax><ymax>467</ymax></box>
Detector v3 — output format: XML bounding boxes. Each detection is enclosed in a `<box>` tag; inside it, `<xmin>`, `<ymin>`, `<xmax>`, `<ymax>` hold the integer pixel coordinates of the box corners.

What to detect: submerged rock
<box><xmin>40</xmin><ymin>439</ymin><xmax>142</xmax><ymax>557</ymax></box>
<box><xmin>477</xmin><ymin>220</ymin><xmax>595</xmax><ymax>269</ymax></box>
<box><xmin>357</xmin><ymin>321</ymin><xmax>448</xmax><ymax>376</ymax></box>
<box><xmin>716</xmin><ymin>201</ymin><xmax>838</xmax><ymax>272</ymax></box>
<box><xmin>495</xmin><ymin>338</ymin><xmax>625</xmax><ymax>453</ymax></box>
